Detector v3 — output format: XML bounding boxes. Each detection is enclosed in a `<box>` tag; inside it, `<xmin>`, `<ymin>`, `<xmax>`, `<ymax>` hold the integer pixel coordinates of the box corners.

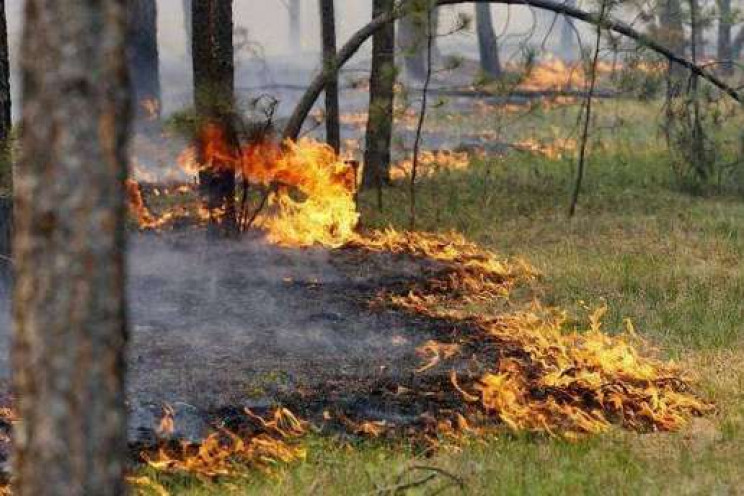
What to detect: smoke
<box><xmin>127</xmin><ymin>234</ymin><xmax>428</xmax><ymax>409</ymax></box>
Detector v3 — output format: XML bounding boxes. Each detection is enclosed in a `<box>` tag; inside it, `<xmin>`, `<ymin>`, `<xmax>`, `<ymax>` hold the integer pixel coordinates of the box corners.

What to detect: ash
<box><xmin>127</xmin><ymin>232</ymin><xmax>435</xmax><ymax>411</ymax></box>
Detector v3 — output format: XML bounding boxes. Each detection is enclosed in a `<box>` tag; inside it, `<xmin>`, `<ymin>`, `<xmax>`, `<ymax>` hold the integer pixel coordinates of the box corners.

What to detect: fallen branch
<box><xmin>282</xmin><ymin>0</ymin><xmax>742</xmax><ymax>141</ymax></box>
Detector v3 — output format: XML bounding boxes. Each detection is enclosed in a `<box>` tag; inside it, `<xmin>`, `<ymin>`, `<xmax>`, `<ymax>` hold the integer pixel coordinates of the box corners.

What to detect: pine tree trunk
<box><xmin>0</xmin><ymin>0</ymin><xmax>9</xmax><ymax>146</ymax></box>
<box><xmin>717</xmin><ymin>0</ymin><xmax>733</xmax><ymax>74</ymax></box>
<box><xmin>320</xmin><ymin>0</ymin><xmax>340</xmax><ymax>153</ymax></box>
<box><xmin>13</xmin><ymin>0</ymin><xmax>130</xmax><ymax>493</ymax></box>
<box><xmin>363</xmin><ymin>0</ymin><xmax>396</xmax><ymax>189</ymax></box>
<box><xmin>660</xmin><ymin>0</ymin><xmax>685</xmax><ymax>94</ymax></box>
<box><xmin>475</xmin><ymin>4</ymin><xmax>501</xmax><ymax>78</ymax></box>
<box><xmin>289</xmin><ymin>0</ymin><xmax>301</xmax><ymax>53</ymax></box>
<box><xmin>128</xmin><ymin>0</ymin><xmax>161</xmax><ymax>120</ymax></box>
<box><xmin>192</xmin><ymin>0</ymin><xmax>237</xmax><ymax>236</ymax></box>
<box><xmin>0</xmin><ymin>0</ymin><xmax>11</xmax><ymax>215</ymax></box>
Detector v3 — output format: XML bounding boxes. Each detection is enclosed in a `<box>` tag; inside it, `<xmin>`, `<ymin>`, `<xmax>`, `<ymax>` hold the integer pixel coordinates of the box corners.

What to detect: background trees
<box><xmin>192</xmin><ymin>0</ymin><xmax>237</xmax><ymax>236</ymax></box>
<box><xmin>13</xmin><ymin>0</ymin><xmax>130</xmax><ymax>493</ymax></box>
<box><xmin>128</xmin><ymin>0</ymin><xmax>161</xmax><ymax>120</ymax></box>
<box><xmin>320</xmin><ymin>0</ymin><xmax>341</xmax><ymax>153</ymax></box>
<box><xmin>363</xmin><ymin>0</ymin><xmax>397</xmax><ymax>191</ymax></box>
<box><xmin>475</xmin><ymin>3</ymin><xmax>501</xmax><ymax>78</ymax></box>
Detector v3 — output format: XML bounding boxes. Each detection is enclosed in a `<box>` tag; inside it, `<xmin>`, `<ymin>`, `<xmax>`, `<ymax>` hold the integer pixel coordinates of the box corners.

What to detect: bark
<box><xmin>660</xmin><ymin>0</ymin><xmax>685</xmax><ymax>94</ymax></box>
<box><xmin>13</xmin><ymin>0</ymin><xmax>130</xmax><ymax>493</ymax></box>
<box><xmin>0</xmin><ymin>0</ymin><xmax>9</xmax><ymax>145</ymax></box>
<box><xmin>475</xmin><ymin>3</ymin><xmax>501</xmax><ymax>78</ymax></box>
<box><xmin>690</xmin><ymin>0</ymin><xmax>705</xmax><ymax>59</ymax></box>
<box><xmin>320</xmin><ymin>0</ymin><xmax>340</xmax><ymax>152</ymax></box>
<box><xmin>282</xmin><ymin>0</ymin><xmax>744</xmax><ymax>142</ymax></box>
<box><xmin>733</xmin><ymin>25</ymin><xmax>744</xmax><ymax>59</ymax></box>
<box><xmin>397</xmin><ymin>1</ymin><xmax>439</xmax><ymax>81</ymax></box>
<box><xmin>717</xmin><ymin>0</ymin><xmax>733</xmax><ymax>74</ymax></box>
<box><xmin>363</xmin><ymin>0</ymin><xmax>396</xmax><ymax>189</ymax></box>
<box><xmin>192</xmin><ymin>0</ymin><xmax>237</xmax><ymax>236</ymax></box>
<box><xmin>0</xmin><ymin>195</ymin><xmax>9</xmax><ymax>264</ymax></box>
<box><xmin>128</xmin><ymin>0</ymin><xmax>161</xmax><ymax>120</ymax></box>
<box><xmin>289</xmin><ymin>0</ymin><xmax>301</xmax><ymax>52</ymax></box>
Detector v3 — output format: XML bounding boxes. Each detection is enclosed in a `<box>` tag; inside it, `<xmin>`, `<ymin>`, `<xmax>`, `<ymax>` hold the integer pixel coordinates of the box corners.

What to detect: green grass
<box><xmin>135</xmin><ymin>99</ymin><xmax>744</xmax><ymax>495</ymax></box>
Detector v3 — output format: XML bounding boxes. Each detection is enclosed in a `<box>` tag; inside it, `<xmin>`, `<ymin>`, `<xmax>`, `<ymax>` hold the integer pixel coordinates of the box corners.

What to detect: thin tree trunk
<box><xmin>0</xmin><ymin>0</ymin><xmax>9</xmax><ymax>147</ymax></box>
<box><xmin>129</xmin><ymin>0</ymin><xmax>161</xmax><ymax>120</ymax></box>
<box><xmin>13</xmin><ymin>0</ymin><xmax>130</xmax><ymax>493</ymax></box>
<box><xmin>475</xmin><ymin>3</ymin><xmax>501</xmax><ymax>78</ymax></box>
<box><xmin>397</xmin><ymin>1</ymin><xmax>439</xmax><ymax>81</ymax></box>
<box><xmin>320</xmin><ymin>0</ymin><xmax>340</xmax><ymax>153</ymax></box>
<box><xmin>289</xmin><ymin>0</ymin><xmax>301</xmax><ymax>52</ymax></box>
<box><xmin>690</xmin><ymin>0</ymin><xmax>704</xmax><ymax>59</ymax></box>
<box><xmin>193</xmin><ymin>0</ymin><xmax>237</xmax><ymax>236</ymax></box>
<box><xmin>660</xmin><ymin>0</ymin><xmax>685</xmax><ymax>95</ymax></box>
<box><xmin>363</xmin><ymin>0</ymin><xmax>396</xmax><ymax>194</ymax></box>
<box><xmin>733</xmin><ymin>26</ymin><xmax>744</xmax><ymax>60</ymax></box>
<box><xmin>183</xmin><ymin>0</ymin><xmax>192</xmax><ymax>56</ymax></box>
<box><xmin>717</xmin><ymin>0</ymin><xmax>733</xmax><ymax>74</ymax></box>
<box><xmin>0</xmin><ymin>0</ymin><xmax>11</xmax><ymax>232</ymax></box>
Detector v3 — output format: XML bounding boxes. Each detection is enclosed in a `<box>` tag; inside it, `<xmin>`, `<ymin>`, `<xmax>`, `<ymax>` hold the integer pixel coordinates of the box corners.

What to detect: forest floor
<box><xmin>133</xmin><ymin>97</ymin><xmax>744</xmax><ymax>495</ymax></box>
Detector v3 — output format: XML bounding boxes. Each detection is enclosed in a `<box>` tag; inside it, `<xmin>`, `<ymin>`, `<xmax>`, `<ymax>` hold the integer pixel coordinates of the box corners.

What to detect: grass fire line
<box><xmin>117</xmin><ymin>132</ymin><xmax>712</xmax><ymax>483</ymax></box>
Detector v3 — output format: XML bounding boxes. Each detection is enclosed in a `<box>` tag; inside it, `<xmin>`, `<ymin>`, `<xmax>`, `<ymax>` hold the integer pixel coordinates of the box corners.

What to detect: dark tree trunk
<box><xmin>717</xmin><ymin>0</ymin><xmax>733</xmax><ymax>74</ymax></box>
<box><xmin>0</xmin><ymin>196</ymin><xmax>9</xmax><ymax>266</ymax></box>
<box><xmin>289</xmin><ymin>0</ymin><xmax>301</xmax><ymax>52</ymax></box>
<box><xmin>690</xmin><ymin>0</ymin><xmax>705</xmax><ymax>59</ymax></box>
<box><xmin>192</xmin><ymin>0</ymin><xmax>237</xmax><ymax>236</ymax></box>
<box><xmin>0</xmin><ymin>0</ymin><xmax>9</xmax><ymax>146</ymax></box>
<box><xmin>397</xmin><ymin>2</ymin><xmax>440</xmax><ymax>81</ymax></box>
<box><xmin>363</xmin><ymin>0</ymin><xmax>396</xmax><ymax>189</ymax></box>
<box><xmin>475</xmin><ymin>3</ymin><xmax>501</xmax><ymax>78</ymax></box>
<box><xmin>660</xmin><ymin>0</ymin><xmax>685</xmax><ymax>94</ymax></box>
<box><xmin>733</xmin><ymin>26</ymin><xmax>744</xmax><ymax>60</ymax></box>
<box><xmin>320</xmin><ymin>0</ymin><xmax>340</xmax><ymax>153</ymax></box>
<box><xmin>0</xmin><ymin>0</ymin><xmax>11</xmax><ymax>218</ymax></box>
<box><xmin>13</xmin><ymin>0</ymin><xmax>130</xmax><ymax>493</ymax></box>
<box><xmin>128</xmin><ymin>0</ymin><xmax>161</xmax><ymax>120</ymax></box>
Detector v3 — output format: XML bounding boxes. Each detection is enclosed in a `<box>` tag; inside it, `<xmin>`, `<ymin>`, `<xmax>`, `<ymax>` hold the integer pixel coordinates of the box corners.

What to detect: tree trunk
<box><xmin>363</xmin><ymin>0</ymin><xmax>396</xmax><ymax>189</ymax></box>
<box><xmin>660</xmin><ymin>0</ymin><xmax>685</xmax><ymax>94</ymax></box>
<box><xmin>183</xmin><ymin>0</ymin><xmax>192</xmax><ymax>55</ymax></box>
<box><xmin>0</xmin><ymin>0</ymin><xmax>9</xmax><ymax>147</ymax></box>
<box><xmin>475</xmin><ymin>3</ymin><xmax>501</xmax><ymax>78</ymax></box>
<box><xmin>397</xmin><ymin>2</ymin><xmax>440</xmax><ymax>81</ymax></box>
<box><xmin>128</xmin><ymin>0</ymin><xmax>161</xmax><ymax>120</ymax></box>
<box><xmin>717</xmin><ymin>0</ymin><xmax>733</xmax><ymax>74</ymax></box>
<box><xmin>13</xmin><ymin>0</ymin><xmax>130</xmax><ymax>493</ymax></box>
<box><xmin>733</xmin><ymin>26</ymin><xmax>744</xmax><ymax>60</ymax></box>
<box><xmin>289</xmin><ymin>0</ymin><xmax>301</xmax><ymax>53</ymax></box>
<box><xmin>690</xmin><ymin>0</ymin><xmax>704</xmax><ymax>59</ymax></box>
<box><xmin>320</xmin><ymin>0</ymin><xmax>340</xmax><ymax>153</ymax></box>
<box><xmin>192</xmin><ymin>0</ymin><xmax>237</xmax><ymax>236</ymax></box>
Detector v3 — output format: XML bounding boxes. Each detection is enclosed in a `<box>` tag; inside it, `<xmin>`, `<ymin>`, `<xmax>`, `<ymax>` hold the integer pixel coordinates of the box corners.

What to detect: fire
<box><xmin>392</xmin><ymin>150</ymin><xmax>470</xmax><ymax>180</ymax></box>
<box><xmin>513</xmin><ymin>57</ymin><xmax>614</xmax><ymax>92</ymax></box>
<box><xmin>142</xmin><ymin>408</ymin><xmax>307</xmax><ymax>480</ymax></box>
<box><xmin>363</xmin><ymin>231</ymin><xmax>712</xmax><ymax>438</ymax></box>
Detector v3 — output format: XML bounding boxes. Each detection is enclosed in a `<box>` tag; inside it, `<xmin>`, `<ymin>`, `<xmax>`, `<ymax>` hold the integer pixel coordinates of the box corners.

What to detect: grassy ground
<box><xmin>141</xmin><ymin>98</ymin><xmax>744</xmax><ymax>494</ymax></box>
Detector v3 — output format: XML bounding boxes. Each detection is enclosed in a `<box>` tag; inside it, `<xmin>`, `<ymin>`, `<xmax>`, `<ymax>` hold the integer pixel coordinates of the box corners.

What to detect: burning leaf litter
<box><xmin>119</xmin><ymin>135</ymin><xmax>711</xmax><ymax>484</ymax></box>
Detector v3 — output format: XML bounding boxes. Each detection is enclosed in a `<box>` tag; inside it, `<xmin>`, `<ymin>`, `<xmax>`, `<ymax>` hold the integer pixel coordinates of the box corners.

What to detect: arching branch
<box><xmin>282</xmin><ymin>0</ymin><xmax>743</xmax><ymax>141</ymax></box>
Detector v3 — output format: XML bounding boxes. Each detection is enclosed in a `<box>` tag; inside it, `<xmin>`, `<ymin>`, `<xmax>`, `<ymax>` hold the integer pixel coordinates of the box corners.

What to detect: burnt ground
<box><xmin>0</xmin><ymin>231</ymin><xmax>474</xmax><ymax>450</ymax></box>
<box><xmin>125</xmin><ymin>232</ymin><xmax>474</xmax><ymax>443</ymax></box>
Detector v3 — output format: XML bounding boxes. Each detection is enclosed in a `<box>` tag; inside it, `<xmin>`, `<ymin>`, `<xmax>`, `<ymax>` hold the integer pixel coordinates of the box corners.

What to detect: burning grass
<box><xmin>117</xmin><ymin>131</ymin><xmax>715</xmax><ymax>487</ymax></box>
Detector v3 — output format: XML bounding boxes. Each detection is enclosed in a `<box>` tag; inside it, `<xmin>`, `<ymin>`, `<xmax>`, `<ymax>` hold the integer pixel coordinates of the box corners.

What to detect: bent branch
<box><xmin>282</xmin><ymin>0</ymin><xmax>742</xmax><ymax>141</ymax></box>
